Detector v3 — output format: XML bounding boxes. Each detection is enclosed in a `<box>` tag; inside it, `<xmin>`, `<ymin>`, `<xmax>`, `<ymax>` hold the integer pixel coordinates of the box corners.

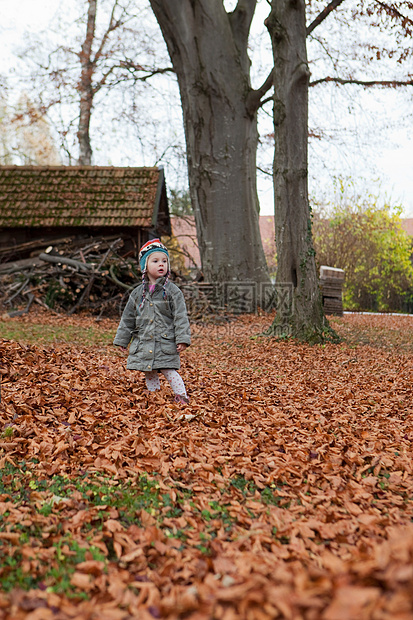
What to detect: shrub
<box><xmin>312</xmin><ymin>185</ymin><xmax>413</xmax><ymax>312</ymax></box>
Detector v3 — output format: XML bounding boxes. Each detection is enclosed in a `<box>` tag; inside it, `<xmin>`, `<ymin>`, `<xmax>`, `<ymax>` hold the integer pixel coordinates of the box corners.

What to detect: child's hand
<box><xmin>177</xmin><ymin>343</ymin><xmax>188</xmax><ymax>353</ymax></box>
<box><xmin>117</xmin><ymin>345</ymin><xmax>128</xmax><ymax>351</ymax></box>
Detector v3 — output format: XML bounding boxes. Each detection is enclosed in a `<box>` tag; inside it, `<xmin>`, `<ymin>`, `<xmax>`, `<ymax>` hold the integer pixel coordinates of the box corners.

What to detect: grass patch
<box><xmin>0</xmin><ymin>536</ymin><xmax>107</xmax><ymax>595</ymax></box>
<box><xmin>0</xmin><ymin>461</ymin><xmax>295</xmax><ymax>595</ymax></box>
<box><xmin>0</xmin><ymin>461</ymin><xmax>163</xmax><ymax>522</ymax></box>
<box><xmin>330</xmin><ymin>315</ymin><xmax>413</xmax><ymax>351</ymax></box>
<box><xmin>0</xmin><ymin>322</ymin><xmax>115</xmax><ymax>346</ymax></box>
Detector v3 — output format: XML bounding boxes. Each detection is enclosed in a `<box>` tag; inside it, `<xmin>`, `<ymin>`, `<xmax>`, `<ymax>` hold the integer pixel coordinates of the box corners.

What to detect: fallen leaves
<box><xmin>0</xmin><ymin>311</ymin><xmax>413</xmax><ymax>618</ymax></box>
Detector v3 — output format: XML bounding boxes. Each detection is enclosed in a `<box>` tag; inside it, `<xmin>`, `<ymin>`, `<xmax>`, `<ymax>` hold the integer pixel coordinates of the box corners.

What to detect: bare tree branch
<box><xmin>118</xmin><ymin>62</ymin><xmax>175</xmax><ymax>81</ymax></box>
<box><xmin>259</xmin><ymin>96</ymin><xmax>274</xmax><ymax>108</ymax></box>
<box><xmin>136</xmin><ymin>67</ymin><xmax>176</xmax><ymax>81</ymax></box>
<box><xmin>92</xmin><ymin>63</ymin><xmax>175</xmax><ymax>93</ymax></box>
<box><xmin>248</xmin><ymin>0</ymin><xmax>349</xmax><ymax>113</ymax></box>
<box><xmin>246</xmin><ymin>69</ymin><xmax>274</xmax><ymax>115</ymax></box>
<box><xmin>306</xmin><ymin>0</ymin><xmax>346</xmax><ymax>36</ymax></box>
<box><xmin>257</xmin><ymin>165</ymin><xmax>272</xmax><ymax>176</ymax></box>
<box><xmin>374</xmin><ymin>1</ymin><xmax>413</xmax><ymax>29</ymax></box>
<box><xmin>310</xmin><ymin>76</ymin><xmax>413</xmax><ymax>87</ymax></box>
<box><xmin>92</xmin><ymin>0</ymin><xmax>122</xmax><ymax>66</ymax></box>
<box><xmin>92</xmin><ymin>65</ymin><xmax>117</xmax><ymax>94</ymax></box>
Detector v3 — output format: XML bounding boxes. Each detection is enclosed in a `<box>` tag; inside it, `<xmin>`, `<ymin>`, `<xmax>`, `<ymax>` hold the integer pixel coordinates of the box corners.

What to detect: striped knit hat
<box><xmin>138</xmin><ymin>238</ymin><xmax>170</xmax><ymax>273</ymax></box>
<box><xmin>138</xmin><ymin>239</ymin><xmax>170</xmax><ymax>309</ymax></box>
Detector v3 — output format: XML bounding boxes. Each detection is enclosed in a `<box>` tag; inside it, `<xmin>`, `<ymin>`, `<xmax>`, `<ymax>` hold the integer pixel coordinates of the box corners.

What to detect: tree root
<box><xmin>264</xmin><ymin>316</ymin><xmax>341</xmax><ymax>344</ymax></box>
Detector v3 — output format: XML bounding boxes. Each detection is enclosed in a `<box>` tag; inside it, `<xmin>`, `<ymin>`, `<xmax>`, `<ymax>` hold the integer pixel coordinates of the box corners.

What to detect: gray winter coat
<box><xmin>113</xmin><ymin>278</ymin><xmax>191</xmax><ymax>372</ymax></box>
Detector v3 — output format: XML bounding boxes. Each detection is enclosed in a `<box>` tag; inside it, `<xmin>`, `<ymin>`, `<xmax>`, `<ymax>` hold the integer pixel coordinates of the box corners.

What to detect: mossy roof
<box><xmin>0</xmin><ymin>166</ymin><xmax>168</xmax><ymax>228</ymax></box>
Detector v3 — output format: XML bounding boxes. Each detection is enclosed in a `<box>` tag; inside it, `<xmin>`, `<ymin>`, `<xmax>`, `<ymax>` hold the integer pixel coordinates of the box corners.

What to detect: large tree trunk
<box><xmin>266</xmin><ymin>0</ymin><xmax>336</xmax><ymax>342</ymax></box>
<box><xmin>149</xmin><ymin>0</ymin><xmax>270</xmax><ymax>288</ymax></box>
<box><xmin>77</xmin><ymin>0</ymin><xmax>96</xmax><ymax>165</ymax></box>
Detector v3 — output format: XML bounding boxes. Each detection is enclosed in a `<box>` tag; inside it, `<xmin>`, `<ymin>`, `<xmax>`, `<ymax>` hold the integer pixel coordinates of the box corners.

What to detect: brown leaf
<box><xmin>323</xmin><ymin>586</ymin><xmax>381</xmax><ymax>620</ymax></box>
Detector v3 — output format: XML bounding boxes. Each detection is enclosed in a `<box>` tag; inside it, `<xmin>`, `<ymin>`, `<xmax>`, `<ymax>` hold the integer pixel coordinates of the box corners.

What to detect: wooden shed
<box><xmin>0</xmin><ymin>165</ymin><xmax>171</xmax><ymax>258</ymax></box>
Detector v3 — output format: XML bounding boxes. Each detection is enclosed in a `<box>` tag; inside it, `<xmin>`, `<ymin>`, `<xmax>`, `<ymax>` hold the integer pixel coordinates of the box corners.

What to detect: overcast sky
<box><xmin>1</xmin><ymin>0</ymin><xmax>413</xmax><ymax>218</ymax></box>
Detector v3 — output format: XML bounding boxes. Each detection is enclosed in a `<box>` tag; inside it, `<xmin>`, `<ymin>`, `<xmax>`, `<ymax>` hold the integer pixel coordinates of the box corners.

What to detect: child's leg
<box><xmin>144</xmin><ymin>370</ymin><xmax>161</xmax><ymax>391</ymax></box>
<box><xmin>160</xmin><ymin>369</ymin><xmax>188</xmax><ymax>398</ymax></box>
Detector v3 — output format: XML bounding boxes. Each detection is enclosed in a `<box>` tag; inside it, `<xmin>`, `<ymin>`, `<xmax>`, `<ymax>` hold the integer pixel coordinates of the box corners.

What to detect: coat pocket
<box><xmin>160</xmin><ymin>335</ymin><xmax>177</xmax><ymax>355</ymax></box>
<box><xmin>129</xmin><ymin>338</ymin><xmax>140</xmax><ymax>355</ymax></box>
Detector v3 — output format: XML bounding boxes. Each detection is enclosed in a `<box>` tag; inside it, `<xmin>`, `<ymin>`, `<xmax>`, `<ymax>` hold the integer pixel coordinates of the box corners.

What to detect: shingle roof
<box><xmin>0</xmin><ymin>166</ymin><xmax>167</xmax><ymax>228</ymax></box>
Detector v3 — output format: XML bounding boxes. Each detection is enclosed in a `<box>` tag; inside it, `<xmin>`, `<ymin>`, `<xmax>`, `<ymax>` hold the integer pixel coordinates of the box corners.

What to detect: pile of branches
<box><xmin>0</xmin><ymin>236</ymin><xmax>139</xmax><ymax>318</ymax></box>
<box><xmin>0</xmin><ymin>236</ymin><xmax>230</xmax><ymax>321</ymax></box>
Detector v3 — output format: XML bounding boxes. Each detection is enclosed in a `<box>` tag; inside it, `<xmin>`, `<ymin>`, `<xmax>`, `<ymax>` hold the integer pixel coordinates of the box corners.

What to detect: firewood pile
<box><xmin>0</xmin><ymin>236</ymin><xmax>230</xmax><ymax>321</ymax></box>
<box><xmin>0</xmin><ymin>236</ymin><xmax>140</xmax><ymax>318</ymax></box>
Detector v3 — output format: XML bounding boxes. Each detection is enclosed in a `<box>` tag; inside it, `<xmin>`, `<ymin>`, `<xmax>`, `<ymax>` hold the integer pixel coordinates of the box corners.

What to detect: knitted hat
<box><xmin>138</xmin><ymin>238</ymin><xmax>170</xmax><ymax>273</ymax></box>
<box><xmin>138</xmin><ymin>239</ymin><xmax>170</xmax><ymax>310</ymax></box>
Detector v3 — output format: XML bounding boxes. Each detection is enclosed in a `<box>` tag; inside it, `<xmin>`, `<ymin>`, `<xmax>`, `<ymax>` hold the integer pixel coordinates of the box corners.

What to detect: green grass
<box><xmin>0</xmin><ymin>461</ymin><xmax>296</xmax><ymax>596</ymax></box>
<box><xmin>0</xmin><ymin>461</ymin><xmax>162</xmax><ymax>518</ymax></box>
<box><xmin>3</xmin><ymin>459</ymin><xmax>401</xmax><ymax>597</ymax></box>
<box><xmin>330</xmin><ymin>317</ymin><xmax>413</xmax><ymax>351</ymax></box>
<box><xmin>0</xmin><ymin>536</ymin><xmax>107</xmax><ymax>595</ymax></box>
<box><xmin>0</xmin><ymin>322</ymin><xmax>116</xmax><ymax>346</ymax></box>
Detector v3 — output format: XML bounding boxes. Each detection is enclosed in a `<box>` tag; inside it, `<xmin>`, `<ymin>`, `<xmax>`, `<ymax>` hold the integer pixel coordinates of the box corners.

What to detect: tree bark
<box><xmin>149</xmin><ymin>0</ymin><xmax>270</xmax><ymax>287</ymax></box>
<box><xmin>77</xmin><ymin>0</ymin><xmax>96</xmax><ymax>165</ymax></box>
<box><xmin>266</xmin><ymin>0</ymin><xmax>336</xmax><ymax>342</ymax></box>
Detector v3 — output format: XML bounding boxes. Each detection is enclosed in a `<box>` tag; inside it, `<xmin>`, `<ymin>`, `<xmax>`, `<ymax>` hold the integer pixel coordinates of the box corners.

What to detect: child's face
<box><xmin>146</xmin><ymin>252</ymin><xmax>169</xmax><ymax>283</ymax></box>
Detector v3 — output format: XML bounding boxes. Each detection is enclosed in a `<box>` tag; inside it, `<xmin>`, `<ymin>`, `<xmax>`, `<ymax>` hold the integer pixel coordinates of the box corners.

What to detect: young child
<box><xmin>113</xmin><ymin>239</ymin><xmax>191</xmax><ymax>403</ymax></box>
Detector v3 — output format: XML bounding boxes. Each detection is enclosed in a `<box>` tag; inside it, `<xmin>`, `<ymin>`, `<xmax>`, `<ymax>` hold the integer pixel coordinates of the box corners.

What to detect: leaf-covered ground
<box><xmin>1</xmin><ymin>311</ymin><xmax>413</xmax><ymax>619</ymax></box>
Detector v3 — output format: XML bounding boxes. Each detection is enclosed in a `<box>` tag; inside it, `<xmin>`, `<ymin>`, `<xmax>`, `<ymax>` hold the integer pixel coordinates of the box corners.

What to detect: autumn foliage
<box><xmin>312</xmin><ymin>193</ymin><xmax>413</xmax><ymax>313</ymax></box>
<box><xmin>1</xmin><ymin>311</ymin><xmax>413</xmax><ymax>619</ymax></box>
